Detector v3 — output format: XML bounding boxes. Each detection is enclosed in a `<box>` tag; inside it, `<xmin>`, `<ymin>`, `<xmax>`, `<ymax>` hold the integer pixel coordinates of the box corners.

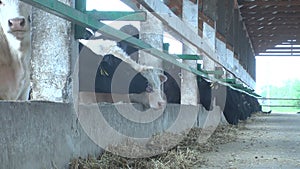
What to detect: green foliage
<box><xmin>260</xmin><ymin>79</ymin><xmax>300</xmax><ymax>113</ymax></box>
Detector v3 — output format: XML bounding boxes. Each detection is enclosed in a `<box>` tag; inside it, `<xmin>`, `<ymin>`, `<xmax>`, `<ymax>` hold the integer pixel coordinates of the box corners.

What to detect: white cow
<box><xmin>0</xmin><ymin>0</ymin><xmax>31</xmax><ymax>100</ymax></box>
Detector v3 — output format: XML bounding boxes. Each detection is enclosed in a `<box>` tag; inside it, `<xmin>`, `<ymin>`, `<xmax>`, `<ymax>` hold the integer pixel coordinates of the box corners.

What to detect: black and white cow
<box><xmin>79</xmin><ymin>24</ymin><xmax>181</xmax><ymax>109</ymax></box>
<box><xmin>95</xmin><ymin>54</ymin><xmax>180</xmax><ymax>104</ymax></box>
<box><xmin>0</xmin><ymin>0</ymin><xmax>31</xmax><ymax>100</ymax></box>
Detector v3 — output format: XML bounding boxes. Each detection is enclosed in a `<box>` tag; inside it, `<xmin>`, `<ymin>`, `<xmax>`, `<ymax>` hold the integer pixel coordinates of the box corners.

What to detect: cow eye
<box><xmin>146</xmin><ymin>84</ymin><xmax>153</xmax><ymax>93</ymax></box>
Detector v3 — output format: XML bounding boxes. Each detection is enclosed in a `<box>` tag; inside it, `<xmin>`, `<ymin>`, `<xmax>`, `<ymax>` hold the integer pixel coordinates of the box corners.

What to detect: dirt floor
<box><xmin>70</xmin><ymin>113</ymin><xmax>300</xmax><ymax>169</ymax></box>
<box><xmin>201</xmin><ymin>113</ymin><xmax>300</xmax><ymax>169</ymax></box>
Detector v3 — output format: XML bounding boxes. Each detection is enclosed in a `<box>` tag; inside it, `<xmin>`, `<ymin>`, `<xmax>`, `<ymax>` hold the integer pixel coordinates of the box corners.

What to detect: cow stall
<box><xmin>0</xmin><ymin>0</ymin><xmax>261</xmax><ymax>168</ymax></box>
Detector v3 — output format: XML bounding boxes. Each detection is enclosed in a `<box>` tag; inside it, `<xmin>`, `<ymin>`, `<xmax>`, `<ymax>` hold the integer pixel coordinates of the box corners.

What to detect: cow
<box><xmin>0</xmin><ymin>0</ymin><xmax>31</xmax><ymax>100</ymax></box>
<box><xmin>207</xmin><ymin>83</ymin><xmax>241</xmax><ymax>125</ymax></box>
<box><xmin>93</xmin><ymin>53</ymin><xmax>181</xmax><ymax>108</ymax></box>
<box><xmin>197</xmin><ymin>77</ymin><xmax>213</xmax><ymax>111</ymax></box>
<box><xmin>79</xmin><ymin>24</ymin><xmax>181</xmax><ymax>109</ymax></box>
<box><xmin>78</xmin><ymin>43</ymin><xmax>168</xmax><ymax>109</ymax></box>
<box><xmin>211</xmin><ymin>82</ymin><xmax>261</xmax><ymax>125</ymax></box>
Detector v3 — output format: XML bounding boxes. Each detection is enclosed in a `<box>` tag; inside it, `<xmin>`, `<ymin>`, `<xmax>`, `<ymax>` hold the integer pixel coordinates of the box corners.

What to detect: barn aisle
<box><xmin>202</xmin><ymin>113</ymin><xmax>300</xmax><ymax>169</ymax></box>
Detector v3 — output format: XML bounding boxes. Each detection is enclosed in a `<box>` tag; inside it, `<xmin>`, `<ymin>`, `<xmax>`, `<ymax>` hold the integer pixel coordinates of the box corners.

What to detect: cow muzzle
<box><xmin>8</xmin><ymin>17</ymin><xmax>27</xmax><ymax>40</ymax></box>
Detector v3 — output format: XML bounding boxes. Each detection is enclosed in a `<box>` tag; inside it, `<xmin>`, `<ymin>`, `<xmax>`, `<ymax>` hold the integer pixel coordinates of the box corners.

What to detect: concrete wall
<box><xmin>0</xmin><ymin>102</ymin><xmax>222</xmax><ymax>169</ymax></box>
<box><xmin>0</xmin><ymin>101</ymin><xmax>101</xmax><ymax>169</ymax></box>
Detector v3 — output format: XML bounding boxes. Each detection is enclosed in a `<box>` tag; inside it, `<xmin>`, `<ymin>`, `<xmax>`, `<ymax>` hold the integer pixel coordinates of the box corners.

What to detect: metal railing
<box><xmin>258</xmin><ymin>97</ymin><xmax>300</xmax><ymax>108</ymax></box>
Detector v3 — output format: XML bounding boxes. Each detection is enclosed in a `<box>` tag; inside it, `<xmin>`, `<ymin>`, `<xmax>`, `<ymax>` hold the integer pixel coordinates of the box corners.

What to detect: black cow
<box><xmin>197</xmin><ymin>77</ymin><xmax>213</xmax><ymax>111</ymax></box>
<box><xmin>211</xmin><ymin>83</ymin><xmax>261</xmax><ymax>125</ymax></box>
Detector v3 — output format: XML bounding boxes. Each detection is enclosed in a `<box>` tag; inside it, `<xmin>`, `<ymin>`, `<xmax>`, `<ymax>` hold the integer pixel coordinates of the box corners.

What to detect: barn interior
<box><xmin>1</xmin><ymin>0</ymin><xmax>300</xmax><ymax>168</ymax></box>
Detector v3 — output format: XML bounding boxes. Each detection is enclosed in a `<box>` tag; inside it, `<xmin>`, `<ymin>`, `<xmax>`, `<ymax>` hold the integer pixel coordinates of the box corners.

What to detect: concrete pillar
<box><xmin>202</xmin><ymin>22</ymin><xmax>216</xmax><ymax>74</ymax></box>
<box><xmin>31</xmin><ymin>0</ymin><xmax>74</xmax><ymax>102</ymax></box>
<box><xmin>226</xmin><ymin>48</ymin><xmax>234</xmax><ymax>71</ymax></box>
<box><xmin>203</xmin><ymin>22</ymin><xmax>216</xmax><ymax>52</ymax></box>
<box><xmin>181</xmin><ymin>0</ymin><xmax>198</xmax><ymax>106</ymax></box>
<box><xmin>216</xmin><ymin>39</ymin><xmax>227</xmax><ymax>67</ymax></box>
<box><xmin>139</xmin><ymin>7</ymin><xmax>163</xmax><ymax>68</ymax></box>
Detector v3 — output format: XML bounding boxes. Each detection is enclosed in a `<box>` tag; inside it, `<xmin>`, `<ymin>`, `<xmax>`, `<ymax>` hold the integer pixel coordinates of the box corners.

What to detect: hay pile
<box><xmin>69</xmin><ymin>125</ymin><xmax>238</xmax><ymax>169</ymax></box>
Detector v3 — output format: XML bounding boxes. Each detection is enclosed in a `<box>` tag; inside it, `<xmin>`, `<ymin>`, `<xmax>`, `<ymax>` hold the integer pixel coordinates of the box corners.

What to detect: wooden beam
<box><xmin>244</xmin><ymin>15</ymin><xmax>300</xmax><ymax>22</ymax></box>
<box><xmin>242</xmin><ymin>6</ymin><xmax>300</xmax><ymax>13</ymax></box>
<box><xmin>250</xmin><ymin>34</ymin><xmax>300</xmax><ymax>38</ymax></box>
<box><xmin>240</xmin><ymin>0</ymin><xmax>300</xmax><ymax>7</ymax></box>
<box><xmin>246</xmin><ymin>19</ymin><xmax>300</xmax><ymax>26</ymax></box>
<box><xmin>247</xmin><ymin>25</ymin><xmax>300</xmax><ymax>29</ymax></box>
<box><xmin>248</xmin><ymin>29</ymin><xmax>300</xmax><ymax>35</ymax></box>
<box><xmin>242</xmin><ymin>12</ymin><xmax>300</xmax><ymax>19</ymax></box>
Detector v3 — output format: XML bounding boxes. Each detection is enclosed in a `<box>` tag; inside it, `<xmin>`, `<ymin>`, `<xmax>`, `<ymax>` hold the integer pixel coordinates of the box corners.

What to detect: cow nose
<box><xmin>8</xmin><ymin>18</ymin><xmax>26</xmax><ymax>31</ymax></box>
<box><xmin>158</xmin><ymin>101</ymin><xmax>166</xmax><ymax>108</ymax></box>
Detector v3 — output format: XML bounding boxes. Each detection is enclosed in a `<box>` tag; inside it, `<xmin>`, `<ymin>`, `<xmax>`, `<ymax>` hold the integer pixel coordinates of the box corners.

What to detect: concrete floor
<box><xmin>201</xmin><ymin>113</ymin><xmax>300</xmax><ymax>169</ymax></box>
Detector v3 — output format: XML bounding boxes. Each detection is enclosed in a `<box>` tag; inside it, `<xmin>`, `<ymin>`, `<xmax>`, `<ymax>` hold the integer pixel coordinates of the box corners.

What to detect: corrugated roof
<box><xmin>238</xmin><ymin>0</ymin><xmax>300</xmax><ymax>56</ymax></box>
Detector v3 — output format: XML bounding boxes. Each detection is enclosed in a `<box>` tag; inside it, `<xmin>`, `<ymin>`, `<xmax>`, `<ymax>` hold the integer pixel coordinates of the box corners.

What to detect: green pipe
<box><xmin>85</xmin><ymin>11</ymin><xmax>146</xmax><ymax>21</ymax></box>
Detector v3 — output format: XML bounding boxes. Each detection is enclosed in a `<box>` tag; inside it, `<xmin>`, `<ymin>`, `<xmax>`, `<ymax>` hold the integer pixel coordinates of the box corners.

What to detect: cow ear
<box><xmin>159</xmin><ymin>74</ymin><xmax>167</xmax><ymax>83</ymax></box>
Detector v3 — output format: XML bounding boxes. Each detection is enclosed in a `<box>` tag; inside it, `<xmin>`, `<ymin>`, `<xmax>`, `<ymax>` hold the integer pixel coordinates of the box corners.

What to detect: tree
<box><xmin>259</xmin><ymin>79</ymin><xmax>300</xmax><ymax>113</ymax></box>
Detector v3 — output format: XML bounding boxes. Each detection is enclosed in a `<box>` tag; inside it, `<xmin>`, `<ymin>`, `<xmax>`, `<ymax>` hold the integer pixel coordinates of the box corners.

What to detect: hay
<box><xmin>69</xmin><ymin>125</ymin><xmax>238</xmax><ymax>169</ymax></box>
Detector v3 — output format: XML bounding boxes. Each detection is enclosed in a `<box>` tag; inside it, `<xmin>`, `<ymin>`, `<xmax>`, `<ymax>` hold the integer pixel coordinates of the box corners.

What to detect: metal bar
<box><xmin>74</xmin><ymin>0</ymin><xmax>86</xmax><ymax>39</ymax></box>
<box><xmin>175</xmin><ymin>54</ymin><xmax>203</xmax><ymax>60</ymax></box>
<box><xmin>85</xmin><ymin>11</ymin><xmax>146</xmax><ymax>21</ymax></box>
<box><xmin>204</xmin><ymin>70</ymin><xmax>224</xmax><ymax>75</ymax></box>
<box><xmin>20</xmin><ymin>0</ymin><xmax>260</xmax><ymax>98</ymax></box>
<box><xmin>222</xmin><ymin>79</ymin><xmax>236</xmax><ymax>84</ymax></box>
<box><xmin>261</xmin><ymin>105</ymin><xmax>300</xmax><ymax>108</ymax></box>
<box><xmin>258</xmin><ymin>98</ymin><xmax>300</xmax><ymax>101</ymax></box>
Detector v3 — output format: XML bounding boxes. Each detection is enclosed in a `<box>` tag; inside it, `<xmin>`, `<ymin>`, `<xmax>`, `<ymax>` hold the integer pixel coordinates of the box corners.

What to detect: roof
<box><xmin>237</xmin><ymin>0</ymin><xmax>300</xmax><ymax>56</ymax></box>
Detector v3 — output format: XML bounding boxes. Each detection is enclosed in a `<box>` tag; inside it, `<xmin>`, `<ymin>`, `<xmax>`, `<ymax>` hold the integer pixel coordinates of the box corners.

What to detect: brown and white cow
<box><xmin>0</xmin><ymin>0</ymin><xmax>31</xmax><ymax>100</ymax></box>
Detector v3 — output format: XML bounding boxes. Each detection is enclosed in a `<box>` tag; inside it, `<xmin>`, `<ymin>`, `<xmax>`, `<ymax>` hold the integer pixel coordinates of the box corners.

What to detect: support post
<box><xmin>139</xmin><ymin>7</ymin><xmax>163</xmax><ymax>68</ymax></box>
<box><xmin>31</xmin><ymin>0</ymin><xmax>73</xmax><ymax>102</ymax></box>
<box><xmin>181</xmin><ymin>0</ymin><xmax>199</xmax><ymax>106</ymax></box>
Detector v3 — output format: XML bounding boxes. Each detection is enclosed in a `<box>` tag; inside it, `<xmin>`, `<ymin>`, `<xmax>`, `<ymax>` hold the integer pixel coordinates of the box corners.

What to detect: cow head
<box><xmin>0</xmin><ymin>0</ymin><xmax>31</xmax><ymax>51</ymax></box>
<box><xmin>140</xmin><ymin>68</ymin><xmax>167</xmax><ymax>109</ymax></box>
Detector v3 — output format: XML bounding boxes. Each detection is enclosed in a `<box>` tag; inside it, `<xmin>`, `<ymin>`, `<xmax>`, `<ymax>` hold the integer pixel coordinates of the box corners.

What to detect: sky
<box><xmin>86</xmin><ymin>0</ymin><xmax>132</xmax><ymax>11</ymax></box>
<box><xmin>256</xmin><ymin>56</ymin><xmax>300</xmax><ymax>94</ymax></box>
<box><xmin>86</xmin><ymin>0</ymin><xmax>300</xmax><ymax>97</ymax></box>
